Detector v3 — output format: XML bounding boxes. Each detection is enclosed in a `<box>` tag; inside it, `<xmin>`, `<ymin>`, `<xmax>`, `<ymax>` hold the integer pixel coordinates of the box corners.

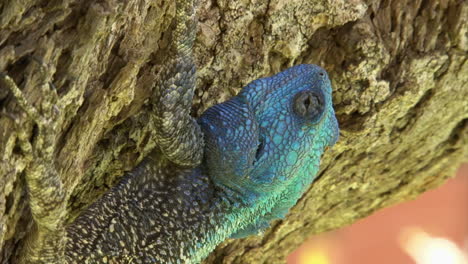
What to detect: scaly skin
<box><xmin>65</xmin><ymin>64</ymin><xmax>339</xmax><ymax>263</ymax></box>
<box><xmin>1</xmin><ymin>0</ymin><xmax>339</xmax><ymax>263</ymax></box>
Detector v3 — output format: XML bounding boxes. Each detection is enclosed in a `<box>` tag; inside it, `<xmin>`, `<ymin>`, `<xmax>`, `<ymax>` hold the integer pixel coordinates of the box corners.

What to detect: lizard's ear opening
<box><xmin>253</xmin><ymin>136</ymin><xmax>264</xmax><ymax>165</ymax></box>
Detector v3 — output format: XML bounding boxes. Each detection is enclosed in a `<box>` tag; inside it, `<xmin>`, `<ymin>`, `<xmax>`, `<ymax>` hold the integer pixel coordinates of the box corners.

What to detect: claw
<box><xmin>30</xmin><ymin>55</ymin><xmax>49</xmax><ymax>72</ymax></box>
<box><xmin>48</xmin><ymin>81</ymin><xmax>57</xmax><ymax>90</ymax></box>
<box><xmin>53</xmin><ymin>105</ymin><xmax>60</xmax><ymax>115</ymax></box>
<box><xmin>0</xmin><ymin>73</ymin><xmax>46</xmax><ymax>126</ymax></box>
<box><xmin>0</xmin><ymin>108</ymin><xmax>20</xmax><ymax>124</ymax></box>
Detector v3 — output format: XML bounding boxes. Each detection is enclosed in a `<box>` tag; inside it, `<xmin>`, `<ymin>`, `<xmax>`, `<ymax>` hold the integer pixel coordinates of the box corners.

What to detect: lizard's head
<box><xmin>199</xmin><ymin>64</ymin><xmax>339</xmax><ymax>204</ymax></box>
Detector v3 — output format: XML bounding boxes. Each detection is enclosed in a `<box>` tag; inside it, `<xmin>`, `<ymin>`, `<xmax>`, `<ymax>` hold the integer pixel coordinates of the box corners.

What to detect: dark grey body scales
<box><xmin>66</xmin><ymin>156</ymin><xmax>225</xmax><ymax>263</ymax></box>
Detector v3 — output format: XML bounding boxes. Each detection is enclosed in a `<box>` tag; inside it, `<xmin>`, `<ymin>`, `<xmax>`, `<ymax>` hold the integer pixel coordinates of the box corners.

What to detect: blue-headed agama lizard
<box><xmin>0</xmin><ymin>0</ymin><xmax>339</xmax><ymax>263</ymax></box>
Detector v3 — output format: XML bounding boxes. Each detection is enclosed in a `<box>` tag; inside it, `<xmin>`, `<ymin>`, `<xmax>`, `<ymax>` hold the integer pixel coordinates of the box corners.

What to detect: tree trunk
<box><xmin>0</xmin><ymin>0</ymin><xmax>466</xmax><ymax>263</ymax></box>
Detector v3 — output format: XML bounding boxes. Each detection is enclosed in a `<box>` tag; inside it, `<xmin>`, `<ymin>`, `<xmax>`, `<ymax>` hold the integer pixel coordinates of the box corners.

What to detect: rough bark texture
<box><xmin>0</xmin><ymin>0</ymin><xmax>466</xmax><ymax>263</ymax></box>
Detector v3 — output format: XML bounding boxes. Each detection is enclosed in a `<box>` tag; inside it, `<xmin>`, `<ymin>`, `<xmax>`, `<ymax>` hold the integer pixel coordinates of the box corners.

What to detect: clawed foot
<box><xmin>1</xmin><ymin>58</ymin><xmax>66</xmax><ymax>263</ymax></box>
<box><xmin>1</xmin><ymin>58</ymin><xmax>61</xmax><ymax>163</ymax></box>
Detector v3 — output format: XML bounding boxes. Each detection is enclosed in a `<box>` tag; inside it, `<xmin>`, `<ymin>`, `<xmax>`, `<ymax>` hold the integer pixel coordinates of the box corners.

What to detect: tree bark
<box><xmin>0</xmin><ymin>0</ymin><xmax>466</xmax><ymax>263</ymax></box>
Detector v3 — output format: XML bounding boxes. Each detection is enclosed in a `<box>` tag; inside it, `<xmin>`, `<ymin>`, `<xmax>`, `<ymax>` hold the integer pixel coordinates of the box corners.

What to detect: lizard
<box><xmin>0</xmin><ymin>0</ymin><xmax>339</xmax><ymax>263</ymax></box>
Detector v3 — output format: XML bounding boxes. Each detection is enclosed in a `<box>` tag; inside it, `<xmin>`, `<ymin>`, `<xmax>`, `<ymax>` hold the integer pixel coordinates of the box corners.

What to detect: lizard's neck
<box><xmin>129</xmin><ymin>159</ymin><xmax>282</xmax><ymax>263</ymax></box>
<box><xmin>65</xmin><ymin>153</ymin><xmax>320</xmax><ymax>263</ymax></box>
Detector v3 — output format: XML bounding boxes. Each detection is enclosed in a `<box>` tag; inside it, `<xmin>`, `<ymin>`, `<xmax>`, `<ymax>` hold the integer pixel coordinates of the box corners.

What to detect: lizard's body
<box><xmin>65</xmin><ymin>63</ymin><xmax>339</xmax><ymax>263</ymax></box>
<box><xmin>0</xmin><ymin>0</ymin><xmax>339</xmax><ymax>263</ymax></box>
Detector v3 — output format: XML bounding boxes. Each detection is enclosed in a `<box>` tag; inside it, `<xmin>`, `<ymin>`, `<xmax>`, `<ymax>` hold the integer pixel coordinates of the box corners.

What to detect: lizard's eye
<box><xmin>292</xmin><ymin>89</ymin><xmax>325</xmax><ymax>123</ymax></box>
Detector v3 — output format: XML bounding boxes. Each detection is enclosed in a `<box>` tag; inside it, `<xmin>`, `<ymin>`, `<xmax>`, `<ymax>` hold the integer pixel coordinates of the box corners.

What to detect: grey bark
<box><xmin>0</xmin><ymin>0</ymin><xmax>467</xmax><ymax>263</ymax></box>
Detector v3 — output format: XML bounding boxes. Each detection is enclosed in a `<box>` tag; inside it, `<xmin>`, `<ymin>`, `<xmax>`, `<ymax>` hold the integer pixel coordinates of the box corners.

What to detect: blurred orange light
<box><xmin>298</xmin><ymin>243</ymin><xmax>332</xmax><ymax>264</ymax></box>
<box><xmin>289</xmin><ymin>163</ymin><xmax>468</xmax><ymax>264</ymax></box>
<box><xmin>399</xmin><ymin>228</ymin><xmax>468</xmax><ymax>264</ymax></box>
<box><xmin>298</xmin><ymin>249</ymin><xmax>330</xmax><ymax>264</ymax></box>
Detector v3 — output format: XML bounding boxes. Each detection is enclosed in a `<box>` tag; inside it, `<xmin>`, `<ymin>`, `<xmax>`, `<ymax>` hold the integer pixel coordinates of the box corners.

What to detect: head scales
<box><xmin>199</xmin><ymin>64</ymin><xmax>339</xmax><ymax>205</ymax></box>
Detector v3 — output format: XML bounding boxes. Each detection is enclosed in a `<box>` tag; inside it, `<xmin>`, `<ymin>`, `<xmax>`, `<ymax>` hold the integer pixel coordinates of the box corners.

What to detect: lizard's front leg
<box><xmin>1</xmin><ymin>63</ymin><xmax>66</xmax><ymax>263</ymax></box>
<box><xmin>152</xmin><ymin>0</ymin><xmax>204</xmax><ymax>167</ymax></box>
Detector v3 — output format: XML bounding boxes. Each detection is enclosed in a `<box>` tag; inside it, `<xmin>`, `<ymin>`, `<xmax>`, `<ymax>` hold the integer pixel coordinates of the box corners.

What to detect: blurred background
<box><xmin>288</xmin><ymin>163</ymin><xmax>468</xmax><ymax>264</ymax></box>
